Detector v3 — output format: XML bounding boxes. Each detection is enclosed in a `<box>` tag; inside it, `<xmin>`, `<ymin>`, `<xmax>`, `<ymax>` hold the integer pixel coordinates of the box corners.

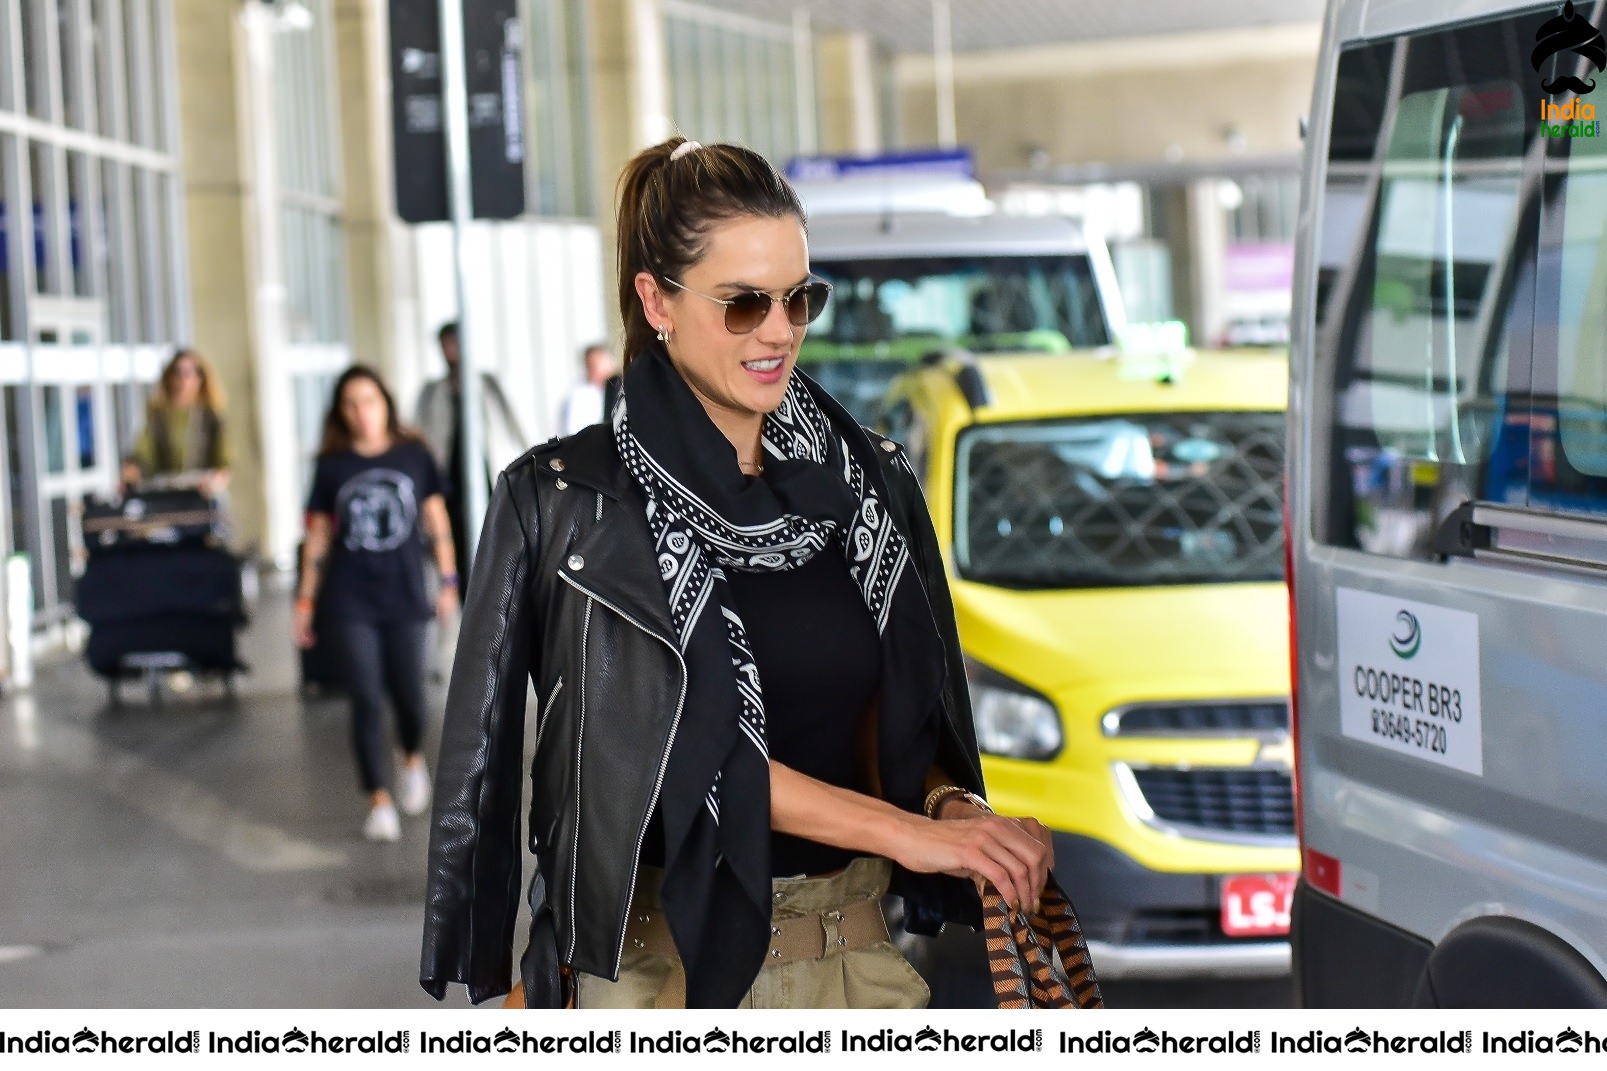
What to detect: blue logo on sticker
<box><xmin>1389</xmin><ymin>610</ymin><xmax>1422</xmax><ymax>659</ymax></box>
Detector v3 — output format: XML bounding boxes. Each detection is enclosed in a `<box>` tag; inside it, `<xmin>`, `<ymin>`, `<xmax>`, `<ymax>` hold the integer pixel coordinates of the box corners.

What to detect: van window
<box><xmin>953</xmin><ymin>412</ymin><xmax>1284</xmax><ymax>589</ymax></box>
<box><xmin>1535</xmin><ymin>125</ymin><xmax>1607</xmax><ymax>511</ymax></box>
<box><xmin>1317</xmin><ymin>21</ymin><xmax>1540</xmax><ymax>556</ymax></box>
<box><xmin>800</xmin><ymin>253</ymin><xmax>1110</xmax><ymax>425</ymax></box>
<box><xmin>808</xmin><ymin>254</ymin><xmax>1109</xmax><ymax>356</ymax></box>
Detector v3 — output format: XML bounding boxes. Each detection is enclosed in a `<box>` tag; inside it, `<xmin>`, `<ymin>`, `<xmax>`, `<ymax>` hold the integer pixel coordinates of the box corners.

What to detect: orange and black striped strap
<box><xmin>982</xmin><ymin>875</ymin><xmax>1105</xmax><ymax>1009</ymax></box>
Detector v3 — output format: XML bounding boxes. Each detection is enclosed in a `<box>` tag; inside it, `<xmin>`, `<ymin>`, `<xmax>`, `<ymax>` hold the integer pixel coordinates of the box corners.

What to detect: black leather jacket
<box><xmin>420</xmin><ymin>422</ymin><xmax>986</xmax><ymax>1005</ymax></box>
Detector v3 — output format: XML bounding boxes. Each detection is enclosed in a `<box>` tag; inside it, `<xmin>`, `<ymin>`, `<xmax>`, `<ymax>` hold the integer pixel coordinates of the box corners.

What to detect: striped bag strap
<box><xmin>982</xmin><ymin>875</ymin><xmax>1105</xmax><ymax>1009</ymax></box>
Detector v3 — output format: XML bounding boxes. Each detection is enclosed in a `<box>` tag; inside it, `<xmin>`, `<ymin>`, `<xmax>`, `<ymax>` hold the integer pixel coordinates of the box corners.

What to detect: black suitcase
<box><xmin>77</xmin><ymin>542</ymin><xmax>248</xmax><ymax>703</ymax></box>
<box><xmin>76</xmin><ymin>545</ymin><xmax>244</xmax><ymax>624</ymax></box>
<box><xmin>82</xmin><ymin>489</ymin><xmax>223</xmax><ymax>551</ymax></box>
<box><xmin>86</xmin><ymin>614</ymin><xmax>242</xmax><ymax>677</ymax></box>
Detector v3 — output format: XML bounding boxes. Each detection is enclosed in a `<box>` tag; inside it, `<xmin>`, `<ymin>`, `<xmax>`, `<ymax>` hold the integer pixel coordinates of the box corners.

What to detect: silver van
<box><xmin>1290</xmin><ymin>0</ymin><xmax>1607</xmax><ymax>1006</ymax></box>
<box><xmin>799</xmin><ymin>209</ymin><xmax>1126</xmax><ymax>423</ymax></box>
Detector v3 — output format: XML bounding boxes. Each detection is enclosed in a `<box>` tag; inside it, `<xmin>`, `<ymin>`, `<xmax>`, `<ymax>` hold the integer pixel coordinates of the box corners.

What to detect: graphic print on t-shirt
<box><xmin>334</xmin><ymin>468</ymin><xmax>418</xmax><ymax>552</ymax></box>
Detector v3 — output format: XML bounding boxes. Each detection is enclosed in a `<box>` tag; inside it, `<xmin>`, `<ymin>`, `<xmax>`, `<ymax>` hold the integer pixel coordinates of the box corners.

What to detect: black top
<box><xmin>638</xmin><ymin>541</ymin><xmax>885</xmax><ymax>878</ymax></box>
<box><xmin>730</xmin><ymin>541</ymin><xmax>883</xmax><ymax>877</ymax></box>
<box><xmin>306</xmin><ymin>440</ymin><xmax>444</xmax><ymax>622</ymax></box>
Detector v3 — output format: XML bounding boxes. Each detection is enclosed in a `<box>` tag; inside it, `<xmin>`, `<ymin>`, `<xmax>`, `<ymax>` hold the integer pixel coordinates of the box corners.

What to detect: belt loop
<box><xmin>818</xmin><ymin>910</ymin><xmax>843</xmax><ymax>960</ymax></box>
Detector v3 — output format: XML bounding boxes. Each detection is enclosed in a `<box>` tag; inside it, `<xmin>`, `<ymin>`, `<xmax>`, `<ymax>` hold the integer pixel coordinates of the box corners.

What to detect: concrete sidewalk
<box><xmin>0</xmin><ymin>582</ymin><xmax>473</xmax><ymax>1010</ymax></box>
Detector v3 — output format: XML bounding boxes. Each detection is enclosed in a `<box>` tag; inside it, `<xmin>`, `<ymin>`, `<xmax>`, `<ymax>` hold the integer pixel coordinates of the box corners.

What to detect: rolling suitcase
<box><xmin>75</xmin><ymin>543</ymin><xmax>247</xmax><ymax>703</ymax></box>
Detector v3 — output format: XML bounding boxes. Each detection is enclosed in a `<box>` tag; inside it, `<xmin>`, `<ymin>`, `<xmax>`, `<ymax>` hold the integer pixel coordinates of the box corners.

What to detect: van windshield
<box><xmin>954</xmin><ymin>412</ymin><xmax>1285</xmax><ymax>589</ymax></box>
<box><xmin>798</xmin><ymin>254</ymin><xmax>1110</xmax><ymax>423</ymax></box>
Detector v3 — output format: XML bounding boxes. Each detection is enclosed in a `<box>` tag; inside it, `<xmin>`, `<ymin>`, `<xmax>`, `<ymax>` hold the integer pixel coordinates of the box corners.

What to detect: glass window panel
<box><xmin>1320</xmin><ymin>23</ymin><xmax>1537</xmax><ymax>557</ymax></box>
<box><xmin>21</xmin><ymin>0</ymin><xmax>47</xmax><ymax>120</ymax></box>
<box><xmin>527</xmin><ymin>0</ymin><xmax>560</xmax><ymax>215</ymax></box>
<box><xmin>724</xmin><ymin>28</ymin><xmax>745</xmax><ymax>141</ymax></box>
<box><xmin>131</xmin><ymin>167</ymin><xmax>163</xmax><ymax>341</ymax></box>
<box><xmin>563</xmin><ymin>0</ymin><xmax>593</xmax><ymax>216</ymax></box>
<box><xmin>1365</xmin><ymin>82</ymin><xmax>1522</xmax><ymax>465</ymax></box>
<box><xmin>1545</xmin><ymin>128</ymin><xmax>1607</xmax><ymax>496</ymax></box>
<box><xmin>122</xmin><ymin>0</ymin><xmax>154</xmax><ymax>147</ymax></box>
<box><xmin>67</xmin><ymin>151</ymin><xmax>95</xmax><ymax>297</ymax></box>
<box><xmin>666</xmin><ymin>17</ymin><xmax>689</xmax><ymax>134</ymax></box>
<box><xmin>42</xmin><ymin>385</ymin><xmax>66</xmax><ymax>474</ymax></box>
<box><xmin>91</xmin><ymin>0</ymin><xmax>128</xmax><ymax>138</ymax></box>
<box><xmin>101</xmin><ymin>160</ymin><xmax>132</xmax><ymax>343</ymax></box>
<box><xmin>60</xmin><ymin>0</ymin><xmax>93</xmax><ymax>130</ymax></box>
<box><xmin>30</xmin><ymin>141</ymin><xmax>64</xmax><ymax>295</ymax></box>
<box><xmin>954</xmin><ymin>413</ymin><xmax>1285</xmax><ymax>588</ymax></box>
<box><xmin>75</xmin><ymin>385</ymin><xmax>95</xmax><ymax>468</ymax></box>
<box><xmin>0</xmin><ymin>136</ymin><xmax>14</xmax><ymax>340</ymax></box>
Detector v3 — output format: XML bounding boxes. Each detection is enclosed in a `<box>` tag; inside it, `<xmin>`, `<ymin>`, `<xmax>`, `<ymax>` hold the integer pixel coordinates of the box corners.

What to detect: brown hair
<box><xmin>614</xmin><ymin>136</ymin><xmax>806</xmax><ymax>366</ymax></box>
<box><xmin>152</xmin><ymin>347</ymin><xmax>226</xmax><ymax>415</ymax></box>
<box><xmin>317</xmin><ymin>364</ymin><xmax>423</xmax><ymax>456</ymax></box>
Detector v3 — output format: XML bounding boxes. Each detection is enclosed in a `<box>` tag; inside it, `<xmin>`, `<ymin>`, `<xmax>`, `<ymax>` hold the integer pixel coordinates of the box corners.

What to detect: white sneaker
<box><xmin>363</xmin><ymin>801</ymin><xmax>401</xmax><ymax>843</ymax></box>
<box><xmin>398</xmin><ymin>760</ymin><xmax>432</xmax><ymax>817</ymax></box>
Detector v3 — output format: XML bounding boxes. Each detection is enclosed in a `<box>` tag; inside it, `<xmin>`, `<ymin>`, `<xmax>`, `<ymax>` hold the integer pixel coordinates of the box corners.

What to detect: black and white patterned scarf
<box><xmin>614</xmin><ymin>346</ymin><xmax>947</xmax><ymax>1007</ymax></box>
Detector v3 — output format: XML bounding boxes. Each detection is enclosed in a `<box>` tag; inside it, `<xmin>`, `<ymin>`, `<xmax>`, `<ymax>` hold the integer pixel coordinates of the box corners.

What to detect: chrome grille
<box><xmin>1104</xmin><ymin>700</ymin><xmax>1288</xmax><ymax>736</ymax></box>
<box><xmin>1129</xmin><ymin>767</ymin><xmax>1295</xmax><ymax>836</ymax></box>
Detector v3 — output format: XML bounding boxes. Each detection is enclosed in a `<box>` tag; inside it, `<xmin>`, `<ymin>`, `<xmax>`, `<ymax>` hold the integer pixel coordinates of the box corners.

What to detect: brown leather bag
<box><xmin>983</xmin><ymin>875</ymin><xmax>1104</xmax><ymax>1008</ymax></box>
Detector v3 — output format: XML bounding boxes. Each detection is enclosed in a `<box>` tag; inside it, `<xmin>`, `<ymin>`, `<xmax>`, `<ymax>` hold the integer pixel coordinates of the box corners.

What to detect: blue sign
<box><xmin>0</xmin><ymin>201</ymin><xmax>83</xmax><ymax>273</ymax></box>
<box><xmin>786</xmin><ymin>148</ymin><xmax>974</xmax><ymax>183</ymax></box>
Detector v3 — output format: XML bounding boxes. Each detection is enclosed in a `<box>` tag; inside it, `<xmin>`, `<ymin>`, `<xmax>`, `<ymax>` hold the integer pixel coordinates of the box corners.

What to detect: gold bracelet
<box><xmin>923</xmin><ymin>785</ymin><xmax>993</xmax><ymax>819</ymax></box>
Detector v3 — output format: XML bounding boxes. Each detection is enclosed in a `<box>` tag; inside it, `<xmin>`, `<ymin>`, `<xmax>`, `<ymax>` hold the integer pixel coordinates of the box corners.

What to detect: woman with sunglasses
<box><xmin>422</xmin><ymin>137</ymin><xmax>1051</xmax><ymax>1009</ymax></box>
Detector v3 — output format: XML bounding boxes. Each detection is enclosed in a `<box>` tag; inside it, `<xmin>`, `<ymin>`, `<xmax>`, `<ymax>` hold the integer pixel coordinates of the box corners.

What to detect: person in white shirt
<box><xmin>559</xmin><ymin>342</ymin><xmax>620</xmax><ymax>435</ymax></box>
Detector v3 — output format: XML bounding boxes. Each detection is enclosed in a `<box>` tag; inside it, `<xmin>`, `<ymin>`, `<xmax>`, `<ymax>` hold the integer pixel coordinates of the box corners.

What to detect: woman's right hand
<box><xmin>888</xmin><ymin>808</ymin><xmax>1054</xmax><ymax>916</ymax></box>
<box><xmin>292</xmin><ymin>600</ymin><xmax>316</xmax><ymax>650</ymax></box>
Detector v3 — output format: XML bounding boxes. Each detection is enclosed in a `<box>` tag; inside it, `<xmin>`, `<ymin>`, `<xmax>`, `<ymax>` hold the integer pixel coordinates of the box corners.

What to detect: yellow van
<box><xmin>881</xmin><ymin>349</ymin><xmax>1298</xmax><ymax>978</ymax></box>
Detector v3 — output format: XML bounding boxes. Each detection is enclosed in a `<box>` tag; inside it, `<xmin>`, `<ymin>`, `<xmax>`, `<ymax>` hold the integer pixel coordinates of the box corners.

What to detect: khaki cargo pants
<box><xmin>576</xmin><ymin>857</ymin><xmax>931</xmax><ymax>1009</ymax></box>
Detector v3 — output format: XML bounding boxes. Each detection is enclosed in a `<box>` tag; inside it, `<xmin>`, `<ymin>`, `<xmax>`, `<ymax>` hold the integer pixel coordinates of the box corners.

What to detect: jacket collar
<box><xmin>534</xmin><ymin>423</ymin><xmax>679</xmax><ymax>647</ymax></box>
<box><xmin>534</xmin><ymin>422</ymin><xmax>632</xmax><ymax>501</ymax></box>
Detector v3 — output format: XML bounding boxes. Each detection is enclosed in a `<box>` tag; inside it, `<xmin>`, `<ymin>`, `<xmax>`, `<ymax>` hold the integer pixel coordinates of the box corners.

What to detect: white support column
<box><xmin>1187</xmin><ymin>178</ymin><xmax>1231</xmax><ymax>350</ymax></box>
<box><xmin>931</xmin><ymin>0</ymin><xmax>956</xmax><ymax>150</ymax></box>
<box><xmin>237</xmin><ymin>2</ymin><xmax>296</xmax><ymax>564</ymax></box>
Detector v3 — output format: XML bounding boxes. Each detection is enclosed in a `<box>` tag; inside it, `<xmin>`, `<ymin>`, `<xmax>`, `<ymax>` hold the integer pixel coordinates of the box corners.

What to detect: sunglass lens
<box><xmin>786</xmin><ymin>282</ymin><xmax>831</xmax><ymax>326</ymax></box>
<box><xmin>724</xmin><ymin>292</ymin><xmax>771</xmax><ymax>333</ymax></box>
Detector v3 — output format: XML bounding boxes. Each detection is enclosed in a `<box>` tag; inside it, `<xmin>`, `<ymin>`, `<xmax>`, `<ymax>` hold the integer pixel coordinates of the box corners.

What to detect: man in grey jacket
<box><xmin>414</xmin><ymin>321</ymin><xmax>528</xmax><ymax>583</ymax></box>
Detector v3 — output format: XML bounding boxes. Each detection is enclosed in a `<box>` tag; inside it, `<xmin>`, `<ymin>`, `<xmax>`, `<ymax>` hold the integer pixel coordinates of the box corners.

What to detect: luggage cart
<box><xmin>76</xmin><ymin>488</ymin><xmax>247</xmax><ymax>705</ymax></box>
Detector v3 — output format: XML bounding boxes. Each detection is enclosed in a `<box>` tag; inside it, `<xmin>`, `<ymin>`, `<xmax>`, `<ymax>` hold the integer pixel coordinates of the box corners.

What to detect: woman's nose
<box><xmin>755</xmin><ymin>295</ymin><xmax>794</xmax><ymax>343</ymax></box>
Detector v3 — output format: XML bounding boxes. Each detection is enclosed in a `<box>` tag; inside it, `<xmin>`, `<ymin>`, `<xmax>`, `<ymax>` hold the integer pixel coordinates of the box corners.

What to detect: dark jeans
<box><xmin>328</xmin><ymin>617</ymin><xmax>428</xmax><ymax>794</ymax></box>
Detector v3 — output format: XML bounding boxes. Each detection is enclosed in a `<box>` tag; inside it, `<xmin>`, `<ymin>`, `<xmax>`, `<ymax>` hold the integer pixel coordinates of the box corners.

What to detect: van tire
<box><xmin>1415</xmin><ymin>916</ymin><xmax>1607</xmax><ymax>1008</ymax></box>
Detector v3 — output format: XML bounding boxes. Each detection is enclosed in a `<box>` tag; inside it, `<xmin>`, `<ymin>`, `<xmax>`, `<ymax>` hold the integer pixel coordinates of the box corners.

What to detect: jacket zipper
<box><xmin>557</xmin><ymin>571</ymin><xmax>688</xmax><ymax>977</ymax></box>
<box><xmin>566</xmin><ymin>599</ymin><xmax>592</xmax><ymax>963</ymax></box>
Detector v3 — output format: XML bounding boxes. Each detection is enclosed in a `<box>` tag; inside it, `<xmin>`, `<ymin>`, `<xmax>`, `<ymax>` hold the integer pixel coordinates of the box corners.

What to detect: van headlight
<box><xmin>965</xmin><ymin>658</ymin><xmax>1063</xmax><ymax>760</ymax></box>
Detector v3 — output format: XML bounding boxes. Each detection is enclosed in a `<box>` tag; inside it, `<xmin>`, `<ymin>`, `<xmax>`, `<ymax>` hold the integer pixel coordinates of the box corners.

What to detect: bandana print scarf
<box><xmin>613</xmin><ymin>347</ymin><xmax>945</xmax><ymax>1006</ymax></box>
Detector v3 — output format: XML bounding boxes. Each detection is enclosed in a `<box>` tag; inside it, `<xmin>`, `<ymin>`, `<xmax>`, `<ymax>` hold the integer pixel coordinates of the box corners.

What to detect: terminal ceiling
<box><xmin>695</xmin><ymin>0</ymin><xmax>1325</xmax><ymax>54</ymax></box>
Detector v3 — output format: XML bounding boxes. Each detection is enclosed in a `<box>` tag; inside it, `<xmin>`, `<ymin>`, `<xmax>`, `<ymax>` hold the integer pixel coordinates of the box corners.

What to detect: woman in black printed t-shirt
<box><xmin>294</xmin><ymin>365</ymin><xmax>459</xmax><ymax>843</ymax></box>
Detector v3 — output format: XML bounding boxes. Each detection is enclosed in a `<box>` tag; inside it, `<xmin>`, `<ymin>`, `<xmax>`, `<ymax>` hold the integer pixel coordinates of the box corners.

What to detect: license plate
<box><xmin>1220</xmin><ymin>873</ymin><xmax>1297</xmax><ymax>937</ymax></box>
